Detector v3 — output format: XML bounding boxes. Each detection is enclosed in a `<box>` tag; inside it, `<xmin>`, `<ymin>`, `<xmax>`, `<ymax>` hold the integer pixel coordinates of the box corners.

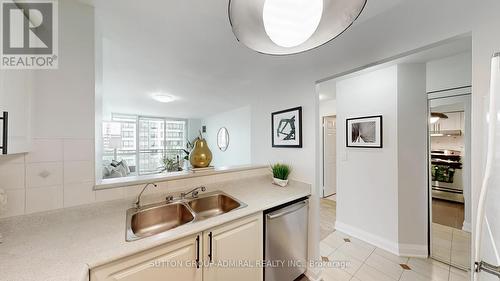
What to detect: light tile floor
<box><xmin>319</xmin><ymin>230</ymin><xmax>471</xmax><ymax>281</ymax></box>
<box><xmin>431</xmin><ymin>223</ymin><xmax>471</xmax><ymax>270</ymax></box>
<box><xmin>318</xmin><ymin>197</ymin><xmax>471</xmax><ymax>281</ymax></box>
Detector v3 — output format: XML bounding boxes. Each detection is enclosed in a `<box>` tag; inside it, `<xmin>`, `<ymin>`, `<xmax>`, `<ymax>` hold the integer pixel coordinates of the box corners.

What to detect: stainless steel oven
<box><xmin>431</xmin><ymin>150</ymin><xmax>464</xmax><ymax>202</ymax></box>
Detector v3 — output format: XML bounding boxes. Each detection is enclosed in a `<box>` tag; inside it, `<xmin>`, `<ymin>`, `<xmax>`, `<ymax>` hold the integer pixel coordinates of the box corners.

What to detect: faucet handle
<box><xmin>165</xmin><ymin>195</ymin><xmax>174</xmax><ymax>202</ymax></box>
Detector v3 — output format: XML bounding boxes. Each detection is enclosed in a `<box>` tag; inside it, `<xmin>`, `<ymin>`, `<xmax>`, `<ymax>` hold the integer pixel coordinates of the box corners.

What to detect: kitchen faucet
<box><xmin>135</xmin><ymin>183</ymin><xmax>157</xmax><ymax>208</ymax></box>
<box><xmin>181</xmin><ymin>186</ymin><xmax>206</xmax><ymax>199</ymax></box>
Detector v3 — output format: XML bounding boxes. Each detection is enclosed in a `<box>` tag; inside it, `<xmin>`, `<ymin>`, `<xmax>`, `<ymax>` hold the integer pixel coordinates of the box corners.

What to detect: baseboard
<box><xmin>462</xmin><ymin>221</ymin><xmax>472</xmax><ymax>232</ymax></box>
<box><xmin>398</xmin><ymin>243</ymin><xmax>428</xmax><ymax>258</ymax></box>
<box><xmin>335</xmin><ymin>221</ymin><xmax>428</xmax><ymax>258</ymax></box>
<box><xmin>335</xmin><ymin>221</ymin><xmax>400</xmax><ymax>256</ymax></box>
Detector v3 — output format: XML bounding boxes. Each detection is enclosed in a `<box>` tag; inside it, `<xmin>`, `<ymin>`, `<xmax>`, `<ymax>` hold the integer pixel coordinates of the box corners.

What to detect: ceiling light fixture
<box><xmin>151</xmin><ymin>93</ymin><xmax>176</xmax><ymax>103</ymax></box>
<box><xmin>228</xmin><ymin>0</ymin><xmax>367</xmax><ymax>55</ymax></box>
<box><xmin>430</xmin><ymin>112</ymin><xmax>448</xmax><ymax>124</ymax></box>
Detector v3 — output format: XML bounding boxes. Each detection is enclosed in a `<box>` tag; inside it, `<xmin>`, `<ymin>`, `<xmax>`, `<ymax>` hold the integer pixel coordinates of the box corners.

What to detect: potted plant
<box><xmin>271</xmin><ymin>163</ymin><xmax>291</xmax><ymax>187</ymax></box>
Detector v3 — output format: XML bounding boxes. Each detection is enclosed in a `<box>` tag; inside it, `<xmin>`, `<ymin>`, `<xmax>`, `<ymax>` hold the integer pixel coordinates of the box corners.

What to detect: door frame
<box><xmin>427</xmin><ymin>87</ymin><xmax>472</xmax><ymax>267</ymax></box>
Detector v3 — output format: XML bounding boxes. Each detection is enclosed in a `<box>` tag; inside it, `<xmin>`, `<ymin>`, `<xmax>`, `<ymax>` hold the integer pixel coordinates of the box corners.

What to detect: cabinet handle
<box><xmin>196</xmin><ymin>235</ymin><xmax>200</xmax><ymax>269</ymax></box>
<box><xmin>0</xmin><ymin>112</ymin><xmax>8</xmax><ymax>155</ymax></box>
<box><xmin>208</xmin><ymin>232</ymin><xmax>213</xmax><ymax>263</ymax></box>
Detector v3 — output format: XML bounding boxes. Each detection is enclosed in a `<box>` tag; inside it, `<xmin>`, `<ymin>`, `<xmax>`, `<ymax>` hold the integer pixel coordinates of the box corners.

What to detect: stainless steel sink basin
<box><xmin>188</xmin><ymin>193</ymin><xmax>242</xmax><ymax>220</ymax></box>
<box><xmin>127</xmin><ymin>202</ymin><xmax>194</xmax><ymax>241</ymax></box>
<box><xmin>126</xmin><ymin>191</ymin><xmax>246</xmax><ymax>241</ymax></box>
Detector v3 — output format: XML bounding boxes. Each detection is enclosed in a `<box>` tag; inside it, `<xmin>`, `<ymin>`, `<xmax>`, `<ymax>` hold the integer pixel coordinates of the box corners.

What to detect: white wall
<box><xmin>0</xmin><ymin>0</ymin><xmax>95</xmax><ymax>218</ymax></box>
<box><xmin>319</xmin><ymin>99</ymin><xmax>337</xmax><ymax>118</ymax></box>
<box><xmin>202</xmin><ymin>106</ymin><xmax>251</xmax><ymax>168</ymax></box>
<box><xmin>335</xmin><ymin>66</ymin><xmax>400</xmax><ymax>252</ymax></box>
<box><xmin>426</xmin><ymin>52</ymin><xmax>472</xmax><ymax>92</ymax></box>
<box><xmin>334</xmin><ymin>64</ymin><xmax>428</xmax><ymax>256</ymax></box>
<box><xmin>397</xmin><ymin>64</ymin><xmax>428</xmax><ymax>255</ymax></box>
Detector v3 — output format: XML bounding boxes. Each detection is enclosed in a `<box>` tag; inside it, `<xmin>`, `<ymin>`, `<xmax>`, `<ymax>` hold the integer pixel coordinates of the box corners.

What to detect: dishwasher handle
<box><xmin>267</xmin><ymin>201</ymin><xmax>308</xmax><ymax>220</ymax></box>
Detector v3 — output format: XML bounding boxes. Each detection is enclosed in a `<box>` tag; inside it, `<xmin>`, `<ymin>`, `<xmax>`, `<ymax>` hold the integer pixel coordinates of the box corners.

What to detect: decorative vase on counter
<box><xmin>189</xmin><ymin>138</ymin><xmax>213</xmax><ymax>168</ymax></box>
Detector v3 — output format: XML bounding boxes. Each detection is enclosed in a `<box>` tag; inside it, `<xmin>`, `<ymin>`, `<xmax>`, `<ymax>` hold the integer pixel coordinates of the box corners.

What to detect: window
<box><xmin>102</xmin><ymin>114</ymin><xmax>187</xmax><ymax>177</ymax></box>
<box><xmin>102</xmin><ymin>119</ymin><xmax>137</xmax><ymax>173</ymax></box>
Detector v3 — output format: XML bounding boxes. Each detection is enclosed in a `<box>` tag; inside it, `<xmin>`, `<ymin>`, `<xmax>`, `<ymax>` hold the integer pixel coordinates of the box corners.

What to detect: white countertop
<box><xmin>0</xmin><ymin>175</ymin><xmax>311</xmax><ymax>281</ymax></box>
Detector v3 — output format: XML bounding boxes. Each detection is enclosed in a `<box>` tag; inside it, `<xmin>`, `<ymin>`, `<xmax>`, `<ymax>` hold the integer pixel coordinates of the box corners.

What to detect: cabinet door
<box><xmin>203</xmin><ymin>213</ymin><xmax>263</xmax><ymax>281</ymax></box>
<box><xmin>90</xmin><ymin>234</ymin><xmax>202</xmax><ymax>281</ymax></box>
<box><xmin>438</xmin><ymin>112</ymin><xmax>462</xmax><ymax>131</ymax></box>
<box><xmin>0</xmin><ymin>70</ymin><xmax>33</xmax><ymax>154</ymax></box>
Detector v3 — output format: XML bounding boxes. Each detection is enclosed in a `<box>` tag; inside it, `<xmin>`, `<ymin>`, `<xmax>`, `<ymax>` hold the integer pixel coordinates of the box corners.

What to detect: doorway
<box><xmin>428</xmin><ymin>90</ymin><xmax>472</xmax><ymax>270</ymax></box>
<box><xmin>323</xmin><ymin>115</ymin><xmax>337</xmax><ymax>198</ymax></box>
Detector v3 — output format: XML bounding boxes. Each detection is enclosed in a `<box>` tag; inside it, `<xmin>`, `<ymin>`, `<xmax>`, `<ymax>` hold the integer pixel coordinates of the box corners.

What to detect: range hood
<box><xmin>430</xmin><ymin>130</ymin><xmax>462</xmax><ymax>137</ymax></box>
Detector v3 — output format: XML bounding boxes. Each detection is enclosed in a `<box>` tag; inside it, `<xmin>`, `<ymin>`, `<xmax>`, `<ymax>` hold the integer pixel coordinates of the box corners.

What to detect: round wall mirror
<box><xmin>217</xmin><ymin>127</ymin><xmax>229</xmax><ymax>151</ymax></box>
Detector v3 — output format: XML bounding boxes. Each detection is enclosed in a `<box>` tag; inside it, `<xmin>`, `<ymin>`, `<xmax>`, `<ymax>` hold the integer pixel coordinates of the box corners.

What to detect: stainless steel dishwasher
<box><xmin>265</xmin><ymin>198</ymin><xmax>309</xmax><ymax>281</ymax></box>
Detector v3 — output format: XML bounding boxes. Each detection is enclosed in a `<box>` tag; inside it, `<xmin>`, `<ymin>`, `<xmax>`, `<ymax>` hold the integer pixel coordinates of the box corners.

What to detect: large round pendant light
<box><xmin>229</xmin><ymin>0</ymin><xmax>367</xmax><ymax>55</ymax></box>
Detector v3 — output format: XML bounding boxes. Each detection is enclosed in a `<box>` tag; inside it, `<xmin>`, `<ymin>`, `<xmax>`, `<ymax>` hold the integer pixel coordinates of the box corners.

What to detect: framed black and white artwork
<box><xmin>346</xmin><ymin>115</ymin><xmax>383</xmax><ymax>148</ymax></box>
<box><xmin>272</xmin><ymin>106</ymin><xmax>302</xmax><ymax>148</ymax></box>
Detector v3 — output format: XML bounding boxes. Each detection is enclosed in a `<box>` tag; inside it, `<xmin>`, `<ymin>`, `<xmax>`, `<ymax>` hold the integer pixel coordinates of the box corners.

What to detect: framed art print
<box><xmin>346</xmin><ymin>115</ymin><xmax>383</xmax><ymax>148</ymax></box>
<box><xmin>272</xmin><ymin>106</ymin><xmax>302</xmax><ymax>148</ymax></box>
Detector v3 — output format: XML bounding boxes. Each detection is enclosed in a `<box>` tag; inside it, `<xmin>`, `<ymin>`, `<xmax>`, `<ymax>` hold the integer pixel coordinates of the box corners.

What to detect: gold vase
<box><xmin>189</xmin><ymin>138</ymin><xmax>213</xmax><ymax>168</ymax></box>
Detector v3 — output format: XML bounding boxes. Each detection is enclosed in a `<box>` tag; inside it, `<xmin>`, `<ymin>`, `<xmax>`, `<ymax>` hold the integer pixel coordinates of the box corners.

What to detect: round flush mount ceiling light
<box><xmin>151</xmin><ymin>93</ymin><xmax>176</xmax><ymax>103</ymax></box>
<box><xmin>229</xmin><ymin>0</ymin><xmax>367</xmax><ymax>55</ymax></box>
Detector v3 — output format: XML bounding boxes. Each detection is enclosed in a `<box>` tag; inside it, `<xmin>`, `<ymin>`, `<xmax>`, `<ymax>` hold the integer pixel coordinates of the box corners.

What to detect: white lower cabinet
<box><xmin>90</xmin><ymin>234</ymin><xmax>202</xmax><ymax>281</ymax></box>
<box><xmin>203</xmin><ymin>213</ymin><xmax>263</xmax><ymax>281</ymax></box>
<box><xmin>90</xmin><ymin>213</ymin><xmax>263</xmax><ymax>281</ymax></box>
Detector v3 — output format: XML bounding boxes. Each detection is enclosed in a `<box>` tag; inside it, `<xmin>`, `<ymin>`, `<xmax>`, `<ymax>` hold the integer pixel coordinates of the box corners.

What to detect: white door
<box><xmin>203</xmin><ymin>213</ymin><xmax>263</xmax><ymax>281</ymax></box>
<box><xmin>474</xmin><ymin>54</ymin><xmax>500</xmax><ymax>281</ymax></box>
<box><xmin>323</xmin><ymin>116</ymin><xmax>336</xmax><ymax>197</ymax></box>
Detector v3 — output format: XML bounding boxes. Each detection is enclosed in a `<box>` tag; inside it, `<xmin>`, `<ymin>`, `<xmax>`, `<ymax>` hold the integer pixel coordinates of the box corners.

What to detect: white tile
<box><xmin>373</xmin><ymin>247</ymin><xmax>409</xmax><ymax>264</ymax></box>
<box><xmin>25</xmin><ymin>186</ymin><xmax>63</xmax><ymax>213</ymax></box>
<box><xmin>432</xmin><ymin>237</ymin><xmax>452</xmax><ymax>263</ymax></box>
<box><xmin>408</xmin><ymin>257</ymin><xmax>450</xmax><ymax>281</ymax></box>
<box><xmin>354</xmin><ymin>263</ymin><xmax>397</xmax><ymax>281</ymax></box>
<box><xmin>322</xmin><ymin>266</ymin><xmax>352</xmax><ymax>281</ymax></box>
<box><xmin>95</xmin><ymin>188</ymin><xmax>125</xmax><ymax>202</ymax></box>
<box><xmin>322</xmin><ymin>231</ymin><xmax>347</xmax><ymax>250</ymax></box>
<box><xmin>320</xmin><ymin>241</ymin><xmax>335</xmax><ymax>257</ymax></box>
<box><xmin>26</xmin><ymin>162</ymin><xmax>63</xmax><ymax>188</ymax></box>
<box><xmin>63</xmin><ymin>139</ymin><xmax>93</xmax><ymax>161</ymax></box>
<box><xmin>449</xmin><ymin>268</ymin><xmax>469</xmax><ymax>281</ymax></box>
<box><xmin>400</xmin><ymin>270</ymin><xmax>432</xmax><ymax>281</ymax></box>
<box><xmin>64</xmin><ymin>161</ymin><xmax>94</xmax><ymax>184</ymax></box>
<box><xmin>0</xmin><ymin>188</ymin><xmax>25</xmax><ymax>218</ymax></box>
<box><xmin>63</xmin><ymin>182</ymin><xmax>95</xmax><ymax>207</ymax></box>
<box><xmin>328</xmin><ymin>247</ymin><xmax>363</xmax><ymax>275</ymax></box>
<box><xmin>365</xmin><ymin>252</ymin><xmax>404</xmax><ymax>280</ymax></box>
<box><xmin>0</xmin><ymin>163</ymin><xmax>25</xmax><ymax>189</ymax></box>
<box><xmin>337</xmin><ymin>238</ymin><xmax>375</xmax><ymax>262</ymax></box>
<box><xmin>25</xmin><ymin>139</ymin><xmax>63</xmax><ymax>163</ymax></box>
<box><xmin>0</xmin><ymin>154</ymin><xmax>25</xmax><ymax>164</ymax></box>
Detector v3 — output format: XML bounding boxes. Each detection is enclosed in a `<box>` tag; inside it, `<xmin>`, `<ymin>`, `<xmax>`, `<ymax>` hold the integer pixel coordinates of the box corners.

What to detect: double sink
<box><xmin>126</xmin><ymin>191</ymin><xmax>246</xmax><ymax>241</ymax></box>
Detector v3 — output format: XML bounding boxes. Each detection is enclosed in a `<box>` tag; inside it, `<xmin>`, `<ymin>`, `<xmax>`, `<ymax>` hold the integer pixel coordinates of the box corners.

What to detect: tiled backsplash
<box><xmin>431</xmin><ymin>136</ymin><xmax>464</xmax><ymax>152</ymax></box>
<box><xmin>0</xmin><ymin>141</ymin><xmax>269</xmax><ymax>218</ymax></box>
<box><xmin>0</xmin><ymin>138</ymin><xmax>94</xmax><ymax>218</ymax></box>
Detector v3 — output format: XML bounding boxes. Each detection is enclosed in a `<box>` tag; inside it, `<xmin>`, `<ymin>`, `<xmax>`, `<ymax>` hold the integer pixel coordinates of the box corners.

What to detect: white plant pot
<box><xmin>273</xmin><ymin>178</ymin><xmax>289</xmax><ymax>187</ymax></box>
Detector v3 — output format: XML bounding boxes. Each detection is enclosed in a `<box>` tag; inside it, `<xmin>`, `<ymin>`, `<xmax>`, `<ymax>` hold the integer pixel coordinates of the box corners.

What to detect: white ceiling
<box><xmin>96</xmin><ymin>0</ymin><xmax>406</xmax><ymax>119</ymax></box>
